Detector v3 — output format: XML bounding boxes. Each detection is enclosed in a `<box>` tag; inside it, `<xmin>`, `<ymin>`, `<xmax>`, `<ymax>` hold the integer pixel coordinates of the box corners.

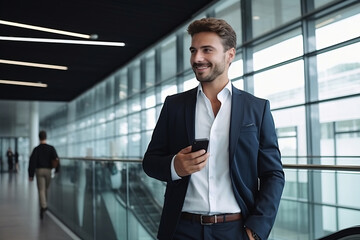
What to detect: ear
<box><xmin>227</xmin><ymin>47</ymin><xmax>236</xmax><ymax>64</ymax></box>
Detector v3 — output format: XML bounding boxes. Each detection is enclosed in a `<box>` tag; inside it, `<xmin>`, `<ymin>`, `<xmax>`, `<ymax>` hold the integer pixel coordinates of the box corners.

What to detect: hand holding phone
<box><xmin>191</xmin><ymin>138</ymin><xmax>209</xmax><ymax>153</ymax></box>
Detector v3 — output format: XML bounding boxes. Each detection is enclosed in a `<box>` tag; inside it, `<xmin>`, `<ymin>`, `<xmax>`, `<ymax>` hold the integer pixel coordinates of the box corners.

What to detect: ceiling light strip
<box><xmin>0</xmin><ymin>59</ymin><xmax>68</xmax><ymax>70</ymax></box>
<box><xmin>0</xmin><ymin>19</ymin><xmax>91</xmax><ymax>39</ymax></box>
<box><xmin>0</xmin><ymin>79</ymin><xmax>47</xmax><ymax>88</ymax></box>
<box><xmin>0</xmin><ymin>36</ymin><xmax>125</xmax><ymax>47</ymax></box>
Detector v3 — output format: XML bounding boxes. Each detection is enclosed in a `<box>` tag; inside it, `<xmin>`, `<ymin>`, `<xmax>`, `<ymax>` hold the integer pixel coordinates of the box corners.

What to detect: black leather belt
<box><xmin>181</xmin><ymin>212</ymin><xmax>242</xmax><ymax>225</ymax></box>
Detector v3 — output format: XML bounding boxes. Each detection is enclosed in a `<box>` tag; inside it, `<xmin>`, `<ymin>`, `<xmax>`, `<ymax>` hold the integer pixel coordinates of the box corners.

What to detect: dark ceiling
<box><xmin>0</xmin><ymin>0</ymin><xmax>216</xmax><ymax>102</ymax></box>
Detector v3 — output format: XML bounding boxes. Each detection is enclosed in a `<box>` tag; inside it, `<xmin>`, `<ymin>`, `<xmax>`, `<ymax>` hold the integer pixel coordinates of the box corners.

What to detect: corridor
<box><xmin>0</xmin><ymin>161</ymin><xmax>79</xmax><ymax>240</ymax></box>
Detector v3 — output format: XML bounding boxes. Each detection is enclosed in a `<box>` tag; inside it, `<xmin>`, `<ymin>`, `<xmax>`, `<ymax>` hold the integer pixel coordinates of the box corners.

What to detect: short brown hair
<box><xmin>187</xmin><ymin>18</ymin><xmax>237</xmax><ymax>51</ymax></box>
<box><xmin>39</xmin><ymin>130</ymin><xmax>47</xmax><ymax>141</ymax></box>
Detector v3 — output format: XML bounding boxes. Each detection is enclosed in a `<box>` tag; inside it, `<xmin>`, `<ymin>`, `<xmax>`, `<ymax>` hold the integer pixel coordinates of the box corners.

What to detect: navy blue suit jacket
<box><xmin>143</xmin><ymin>85</ymin><xmax>285</xmax><ymax>240</ymax></box>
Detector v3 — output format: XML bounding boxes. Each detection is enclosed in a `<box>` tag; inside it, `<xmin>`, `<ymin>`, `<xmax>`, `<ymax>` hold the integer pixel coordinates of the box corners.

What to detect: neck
<box><xmin>201</xmin><ymin>78</ymin><xmax>229</xmax><ymax>101</ymax></box>
<box><xmin>40</xmin><ymin>140</ymin><xmax>46</xmax><ymax>144</ymax></box>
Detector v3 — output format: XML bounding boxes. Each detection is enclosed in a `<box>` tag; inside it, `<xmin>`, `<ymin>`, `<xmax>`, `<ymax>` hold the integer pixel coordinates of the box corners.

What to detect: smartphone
<box><xmin>191</xmin><ymin>138</ymin><xmax>209</xmax><ymax>152</ymax></box>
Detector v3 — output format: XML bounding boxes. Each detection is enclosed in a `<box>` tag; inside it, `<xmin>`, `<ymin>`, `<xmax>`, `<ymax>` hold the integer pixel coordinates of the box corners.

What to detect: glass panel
<box><xmin>161</xmin><ymin>80</ymin><xmax>177</xmax><ymax>103</ymax></box>
<box><xmin>116</xmin><ymin>117</ymin><xmax>128</xmax><ymax>135</ymax></box>
<box><xmin>95</xmin><ymin>83</ymin><xmax>106</xmax><ymax>111</ymax></box>
<box><xmin>252</xmin><ymin>0</ymin><xmax>301</xmax><ymax>38</ymax></box>
<box><xmin>115</xmin><ymin>102</ymin><xmax>128</xmax><ymax>118</ymax></box>
<box><xmin>145</xmin><ymin>89</ymin><xmax>156</xmax><ymax>109</ymax></box>
<box><xmin>128</xmin><ymin>113</ymin><xmax>141</xmax><ymax>133</ymax></box>
<box><xmin>183</xmin><ymin>77</ymin><xmax>198</xmax><ymax>91</ymax></box>
<box><xmin>183</xmin><ymin>30</ymin><xmax>192</xmax><ymax>71</ymax></box>
<box><xmin>272</xmin><ymin>106</ymin><xmax>307</xmax><ymax>161</ymax></box>
<box><xmin>117</xmin><ymin>69</ymin><xmax>128</xmax><ymax>100</ymax></box>
<box><xmin>254</xmin><ymin>61</ymin><xmax>305</xmax><ymax>108</ymax></box>
<box><xmin>128</xmin><ymin>133</ymin><xmax>141</xmax><ymax>157</ymax></box>
<box><xmin>319</xmin><ymin>96</ymin><xmax>360</xmax><ymax>159</ymax></box>
<box><xmin>129</xmin><ymin>95</ymin><xmax>141</xmax><ymax>113</ymax></box>
<box><xmin>228</xmin><ymin>54</ymin><xmax>243</xmax><ymax>80</ymax></box>
<box><xmin>144</xmin><ymin>108</ymin><xmax>156</xmax><ymax>131</ymax></box>
<box><xmin>131</xmin><ymin>61</ymin><xmax>141</xmax><ymax>94</ymax></box>
<box><xmin>315</xmin><ymin>0</ymin><xmax>336</xmax><ymax>9</ymax></box>
<box><xmin>105</xmin><ymin>77</ymin><xmax>115</xmax><ymax>106</ymax></box>
<box><xmin>315</xmin><ymin>4</ymin><xmax>360</xmax><ymax>50</ymax></box>
<box><xmin>215</xmin><ymin>0</ymin><xmax>242</xmax><ymax>46</ymax></box>
<box><xmin>145</xmin><ymin>51</ymin><xmax>156</xmax><ymax>88</ymax></box>
<box><xmin>232</xmin><ymin>78</ymin><xmax>244</xmax><ymax>90</ymax></box>
<box><xmin>161</xmin><ymin>36</ymin><xmax>176</xmax><ymax>81</ymax></box>
<box><xmin>118</xmin><ymin>136</ymin><xmax>128</xmax><ymax>157</ymax></box>
<box><xmin>253</xmin><ymin>29</ymin><xmax>303</xmax><ymax>71</ymax></box>
<box><xmin>317</xmin><ymin>42</ymin><xmax>360</xmax><ymax>100</ymax></box>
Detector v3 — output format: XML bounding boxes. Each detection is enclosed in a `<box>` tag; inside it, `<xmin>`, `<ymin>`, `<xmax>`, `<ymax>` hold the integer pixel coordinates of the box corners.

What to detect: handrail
<box><xmin>60</xmin><ymin>156</ymin><xmax>360</xmax><ymax>171</ymax></box>
<box><xmin>283</xmin><ymin>164</ymin><xmax>360</xmax><ymax>171</ymax></box>
<box><xmin>62</xmin><ymin>157</ymin><xmax>142</xmax><ymax>163</ymax></box>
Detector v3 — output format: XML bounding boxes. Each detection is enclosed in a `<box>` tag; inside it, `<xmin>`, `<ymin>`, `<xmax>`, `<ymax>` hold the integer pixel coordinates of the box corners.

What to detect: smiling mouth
<box><xmin>193</xmin><ymin>63</ymin><xmax>210</xmax><ymax>70</ymax></box>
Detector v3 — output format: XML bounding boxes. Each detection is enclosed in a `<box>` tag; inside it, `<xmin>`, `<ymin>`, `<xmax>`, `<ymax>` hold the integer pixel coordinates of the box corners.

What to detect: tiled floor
<box><xmin>0</xmin><ymin>161</ymin><xmax>78</xmax><ymax>240</ymax></box>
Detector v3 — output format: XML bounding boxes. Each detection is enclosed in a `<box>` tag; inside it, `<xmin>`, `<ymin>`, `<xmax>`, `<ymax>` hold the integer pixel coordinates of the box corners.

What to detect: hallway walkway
<box><xmin>0</xmin><ymin>161</ymin><xmax>79</xmax><ymax>240</ymax></box>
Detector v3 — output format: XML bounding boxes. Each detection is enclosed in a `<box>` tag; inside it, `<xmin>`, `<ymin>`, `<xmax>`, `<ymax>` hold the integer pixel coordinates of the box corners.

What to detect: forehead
<box><xmin>191</xmin><ymin>32</ymin><xmax>224</xmax><ymax>49</ymax></box>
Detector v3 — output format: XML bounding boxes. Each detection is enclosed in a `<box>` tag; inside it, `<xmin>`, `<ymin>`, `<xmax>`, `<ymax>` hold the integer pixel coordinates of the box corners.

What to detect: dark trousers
<box><xmin>173</xmin><ymin>217</ymin><xmax>249</xmax><ymax>240</ymax></box>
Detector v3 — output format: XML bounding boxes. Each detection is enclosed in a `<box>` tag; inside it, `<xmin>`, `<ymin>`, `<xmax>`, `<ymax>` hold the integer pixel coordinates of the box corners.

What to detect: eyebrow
<box><xmin>189</xmin><ymin>45</ymin><xmax>215</xmax><ymax>51</ymax></box>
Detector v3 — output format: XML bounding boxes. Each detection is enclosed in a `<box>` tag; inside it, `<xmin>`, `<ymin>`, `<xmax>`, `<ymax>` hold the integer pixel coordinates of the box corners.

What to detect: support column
<box><xmin>29</xmin><ymin>101</ymin><xmax>39</xmax><ymax>154</ymax></box>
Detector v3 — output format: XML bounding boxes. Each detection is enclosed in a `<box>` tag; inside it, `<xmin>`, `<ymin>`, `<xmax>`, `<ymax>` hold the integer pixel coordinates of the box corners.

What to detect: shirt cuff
<box><xmin>171</xmin><ymin>155</ymin><xmax>182</xmax><ymax>181</ymax></box>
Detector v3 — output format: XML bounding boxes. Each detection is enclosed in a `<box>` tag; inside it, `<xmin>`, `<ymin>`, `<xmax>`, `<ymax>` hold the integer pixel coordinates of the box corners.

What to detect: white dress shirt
<box><xmin>171</xmin><ymin>81</ymin><xmax>240</xmax><ymax>214</ymax></box>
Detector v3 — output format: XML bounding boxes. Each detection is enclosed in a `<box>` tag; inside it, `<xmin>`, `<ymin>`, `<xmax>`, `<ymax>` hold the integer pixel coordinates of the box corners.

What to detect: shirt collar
<box><xmin>197</xmin><ymin>81</ymin><xmax>232</xmax><ymax>97</ymax></box>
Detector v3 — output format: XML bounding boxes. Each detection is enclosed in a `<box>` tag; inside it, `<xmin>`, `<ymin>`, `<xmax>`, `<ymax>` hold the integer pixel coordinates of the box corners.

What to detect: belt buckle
<box><xmin>200</xmin><ymin>214</ymin><xmax>217</xmax><ymax>225</ymax></box>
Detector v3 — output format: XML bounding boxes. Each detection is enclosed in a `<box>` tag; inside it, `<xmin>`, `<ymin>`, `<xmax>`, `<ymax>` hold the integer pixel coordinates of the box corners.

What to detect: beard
<box><xmin>192</xmin><ymin>58</ymin><xmax>226</xmax><ymax>83</ymax></box>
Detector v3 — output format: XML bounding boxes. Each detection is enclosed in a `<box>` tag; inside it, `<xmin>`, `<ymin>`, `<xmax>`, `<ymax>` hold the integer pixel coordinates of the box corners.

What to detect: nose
<box><xmin>192</xmin><ymin>51</ymin><xmax>204</xmax><ymax>63</ymax></box>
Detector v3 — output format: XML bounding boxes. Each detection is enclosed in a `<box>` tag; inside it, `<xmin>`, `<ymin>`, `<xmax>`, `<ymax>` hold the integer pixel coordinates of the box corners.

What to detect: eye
<box><xmin>190</xmin><ymin>49</ymin><xmax>196</xmax><ymax>54</ymax></box>
<box><xmin>203</xmin><ymin>48</ymin><xmax>212</xmax><ymax>53</ymax></box>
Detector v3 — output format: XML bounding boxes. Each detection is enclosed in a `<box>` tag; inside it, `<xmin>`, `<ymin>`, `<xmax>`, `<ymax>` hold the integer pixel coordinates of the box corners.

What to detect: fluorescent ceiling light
<box><xmin>0</xmin><ymin>19</ymin><xmax>95</xmax><ymax>39</ymax></box>
<box><xmin>0</xmin><ymin>79</ymin><xmax>47</xmax><ymax>88</ymax></box>
<box><xmin>0</xmin><ymin>59</ymin><xmax>68</xmax><ymax>70</ymax></box>
<box><xmin>0</xmin><ymin>36</ymin><xmax>125</xmax><ymax>47</ymax></box>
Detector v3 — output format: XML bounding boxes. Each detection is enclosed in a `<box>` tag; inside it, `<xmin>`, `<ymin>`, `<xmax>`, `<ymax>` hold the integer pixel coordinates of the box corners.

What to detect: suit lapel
<box><xmin>185</xmin><ymin>87</ymin><xmax>198</xmax><ymax>145</ymax></box>
<box><xmin>229</xmin><ymin>86</ymin><xmax>244</xmax><ymax>163</ymax></box>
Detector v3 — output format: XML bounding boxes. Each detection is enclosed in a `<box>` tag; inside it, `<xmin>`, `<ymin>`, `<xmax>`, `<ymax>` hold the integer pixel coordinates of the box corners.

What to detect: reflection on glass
<box><xmin>146</xmin><ymin>51</ymin><xmax>156</xmax><ymax>87</ymax></box>
<box><xmin>118</xmin><ymin>69</ymin><xmax>128</xmax><ymax>100</ymax></box>
<box><xmin>161</xmin><ymin>81</ymin><xmax>177</xmax><ymax>103</ymax></box>
<box><xmin>317</xmin><ymin>43</ymin><xmax>360</xmax><ymax>100</ymax></box>
<box><xmin>145</xmin><ymin>108</ymin><xmax>156</xmax><ymax>130</ymax></box>
<box><xmin>128</xmin><ymin>113</ymin><xmax>141</xmax><ymax>133</ymax></box>
<box><xmin>253</xmin><ymin>31</ymin><xmax>303</xmax><ymax>71</ymax></box>
<box><xmin>215</xmin><ymin>0</ymin><xmax>242</xmax><ymax>46</ymax></box>
<box><xmin>232</xmin><ymin>79</ymin><xmax>243</xmax><ymax>90</ymax></box>
<box><xmin>129</xmin><ymin>96</ymin><xmax>141</xmax><ymax>112</ymax></box>
<box><xmin>184</xmin><ymin>77</ymin><xmax>198</xmax><ymax>91</ymax></box>
<box><xmin>115</xmin><ymin>102</ymin><xmax>128</xmax><ymax>118</ymax></box>
<box><xmin>229</xmin><ymin>58</ymin><xmax>243</xmax><ymax>80</ymax></box>
<box><xmin>252</xmin><ymin>0</ymin><xmax>301</xmax><ymax>38</ymax></box>
<box><xmin>319</xmin><ymin>96</ymin><xmax>360</xmax><ymax>159</ymax></box>
<box><xmin>145</xmin><ymin>90</ymin><xmax>156</xmax><ymax>108</ymax></box>
<box><xmin>254</xmin><ymin>60</ymin><xmax>305</xmax><ymax>108</ymax></box>
<box><xmin>272</xmin><ymin>106</ymin><xmax>307</xmax><ymax>160</ymax></box>
<box><xmin>161</xmin><ymin>37</ymin><xmax>176</xmax><ymax>81</ymax></box>
<box><xmin>131</xmin><ymin>61</ymin><xmax>141</xmax><ymax>94</ymax></box>
<box><xmin>315</xmin><ymin>5</ymin><xmax>360</xmax><ymax>50</ymax></box>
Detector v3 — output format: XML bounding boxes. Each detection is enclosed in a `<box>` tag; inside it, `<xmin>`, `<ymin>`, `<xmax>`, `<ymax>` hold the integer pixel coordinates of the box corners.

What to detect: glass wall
<box><xmin>42</xmin><ymin>0</ymin><xmax>360</xmax><ymax>239</ymax></box>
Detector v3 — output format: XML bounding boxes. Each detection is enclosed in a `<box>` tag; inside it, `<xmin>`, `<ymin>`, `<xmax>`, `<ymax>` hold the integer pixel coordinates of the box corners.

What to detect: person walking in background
<box><xmin>14</xmin><ymin>151</ymin><xmax>19</xmax><ymax>173</ymax></box>
<box><xmin>6</xmin><ymin>147</ymin><xmax>14</xmax><ymax>172</ymax></box>
<box><xmin>28</xmin><ymin>130</ymin><xmax>60</xmax><ymax>219</ymax></box>
<box><xmin>143</xmin><ymin>18</ymin><xmax>284</xmax><ymax>240</ymax></box>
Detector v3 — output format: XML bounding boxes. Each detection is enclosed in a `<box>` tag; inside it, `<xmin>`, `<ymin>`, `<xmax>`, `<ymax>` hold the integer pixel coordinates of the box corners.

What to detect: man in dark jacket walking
<box><xmin>28</xmin><ymin>130</ymin><xmax>60</xmax><ymax>219</ymax></box>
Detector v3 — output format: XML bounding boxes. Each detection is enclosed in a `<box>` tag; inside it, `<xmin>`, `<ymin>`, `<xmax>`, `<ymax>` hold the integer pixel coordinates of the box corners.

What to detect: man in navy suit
<box><xmin>143</xmin><ymin>18</ymin><xmax>284</xmax><ymax>240</ymax></box>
